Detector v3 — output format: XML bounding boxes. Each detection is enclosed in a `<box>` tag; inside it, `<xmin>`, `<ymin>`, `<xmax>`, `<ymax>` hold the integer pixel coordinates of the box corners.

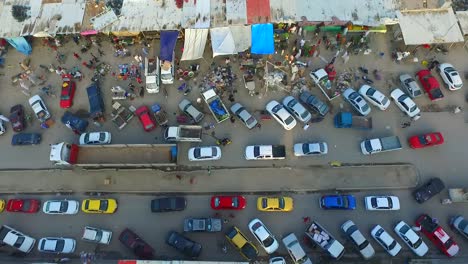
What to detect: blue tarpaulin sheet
<box><xmin>5</xmin><ymin>37</ymin><xmax>32</xmax><ymax>55</ymax></box>
<box><xmin>251</xmin><ymin>24</ymin><xmax>274</xmax><ymax>55</ymax></box>
<box><xmin>160</xmin><ymin>31</ymin><xmax>179</xmax><ymax>61</ymax></box>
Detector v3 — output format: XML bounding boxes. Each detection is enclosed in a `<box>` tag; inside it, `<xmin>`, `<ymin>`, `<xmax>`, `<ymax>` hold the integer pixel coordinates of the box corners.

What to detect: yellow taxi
<box><xmin>0</xmin><ymin>199</ymin><xmax>5</xmax><ymax>212</ymax></box>
<box><xmin>225</xmin><ymin>226</ymin><xmax>258</xmax><ymax>261</ymax></box>
<box><xmin>257</xmin><ymin>196</ymin><xmax>293</xmax><ymax>212</ymax></box>
<box><xmin>81</xmin><ymin>199</ymin><xmax>118</xmax><ymax>214</ymax></box>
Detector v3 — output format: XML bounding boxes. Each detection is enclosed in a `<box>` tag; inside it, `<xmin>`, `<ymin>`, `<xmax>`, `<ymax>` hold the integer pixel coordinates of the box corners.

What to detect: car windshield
<box><xmin>194</xmin><ymin>148</ymin><xmax>201</xmax><ymax>158</ymax></box>
<box><xmin>358</xmin><ymin>240</ymin><xmax>370</xmax><ymax>250</ymax></box>
<box><xmin>300</xmin><ymin>110</ymin><xmax>309</xmax><ymax>119</ymax></box>
<box><xmin>409</xmin><ymin>105</ymin><xmax>418</xmax><ymax>113</ymax></box>
<box><xmin>262</xmin><ymin>198</ymin><xmax>267</xmax><ymax>208</ymax></box>
<box><xmin>60</xmin><ymin>201</ymin><xmax>68</xmax><ymax>212</ymax></box>
<box><xmin>232</xmin><ymin>197</ymin><xmax>238</xmax><ymax>207</ymax></box>
<box><xmin>284</xmin><ymin>116</ymin><xmax>294</xmax><ymax>125</ymax></box>
<box><xmin>342</xmin><ymin>197</ymin><xmax>349</xmax><ymax>208</ymax></box>
<box><xmin>272</xmin><ymin>105</ymin><xmax>282</xmax><ymax>112</ymax></box>
<box><xmin>84</xmin><ymin>134</ymin><xmax>90</xmax><ymax>142</ymax></box>
<box><xmin>398</xmin><ymin>94</ymin><xmax>409</xmax><ymax>103</ymax></box>
<box><xmin>61</xmin><ymin>94</ymin><xmax>70</xmax><ymax>100</ymax></box>
<box><xmin>366</xmin><ymin>88</ymin><xmax>376</xmax><ymax>96</ymax></box>
<box><xmin>444</xmin><ymin>238</ymin><xmax>455</xmax><ymax>249</ymax></box>
<box><xmin>319</xmin><ymin>144</ymin><xmax>325</xmax><ymax>152</ymax></box>
<box><xmin>214</xmin><ymin>198</ymin><xmax>220</xmax><ymax>207</ymax></box>
<box><xmin>349</xmin><ymin>92</ymin><xmax>359</xmax><ymax>100</ymax></box>
<box><xmin>287</xmin><ymin>100</ymin><xmax>297</xmax><ymax>108</ymax></box>
<box><xmin>263</xmin><ymin>236</ymin><xmax>275</xmax><ymax>247</ymax></box>
<box><xmin>302</xmin><ymin>144</ymin><xmax>310</xmax><ymax>153</ymax></box>
<box><xmin>99</xmin><ymin>200</ymin><xmax>108</xmax><ymax>211</ymax></box>
<box><xmin>99</xmin><ymin>133</ymin><xmax>106</xmax><ymax>141</ymax></box>
<box><xmin>211</xmin><ymin>147</ymin><xmax>218</xmax><ymax>156</ymax></box>
<box><xmin>14</xmin><ymin>236</ymin><xmax>25</xmax><ymax>248</ymax></box>
<box><xmin>246</xmin><ymin>116</ymin><xmax>256</xmax><ymax>125</ymax></box>
<box><xmin>404</xmin><ymin>78</ymin><xmax>415</xmax><ymax>85</ymax></box>
<box><xmin>278</xmin><ymin>198</ymin><xmax>285</xmax><ymax>208</ymax></box>
<box><xmin>413</xmin><ymin>237</ymin><xmax>423</xmax><ymax>248</ymax></box>
<box><xmin>365</xmin><ymin>141</ymin><xmax>373</xmax><ymax>153</ymax></box>
<box><xmin>55</xmin><ymin>240</ymin><xmax>65</xmax><ymax>251</ymax></box>
<box><xmin>361</xmin><ymin>104</ymin><xmax>369</xmax><ymax>112</ymax></box>
<box><xmin>381</xmin><ymin>97</ymin><xmax>389</xmax><ymax>105</ymax></box>
<box><xmin>388</xmin><ymin>240</ymin><xmax>397</xmax><ymax>250</ymax></box>
<box><xmin>22</xmin><ymin>200</ymin><xmax>31</xmax><ymax>211</ymax></box>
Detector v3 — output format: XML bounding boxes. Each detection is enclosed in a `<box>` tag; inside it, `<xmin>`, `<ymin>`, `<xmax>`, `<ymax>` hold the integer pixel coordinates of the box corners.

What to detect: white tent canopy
<box><xmin>210</xmin><ymin>26</ymin><xmax>251</xmax><ymax>57</ymax></box>
<box><xmin>180</xmin><ymin>29</ymin><xmax>209</xmax><ymax>61</ymax></box>
<box><xmin>230</xmin><ymin>25</ymin><xmax>251</xmax><ymax>53</ymax></box>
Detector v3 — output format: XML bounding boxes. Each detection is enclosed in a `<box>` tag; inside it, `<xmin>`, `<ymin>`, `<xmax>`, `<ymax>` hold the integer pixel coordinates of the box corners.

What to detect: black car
<box><xmin>299</xmin><ymin>91</ymin><xmax>329</xmax><ymax>116</ymax></box>
<box><xmin>119</xmin><ymin>228</ymin><xmax>155</xmax><ymax>259</ymax></box>
<box><xmin>9</xmin><ymin>104</ymin><xmax>25</xmax><ymax>132</ymax></box>
<box><xmin>166</xmin><ymin>231</ymin><xmax>202</xmax><ymax>258</ymax></box>
<box><xmin>413</xmin><ymin>177</ymin><xmax>445</xmax><ymax>203</ymax></box>
<box><xmin>11</xmin><ymin>133</ymin><xmax>41</xmax><ymax>145</ymax></box>
<box><xmin>151</xmin><ymin>197</ymin><xmax>186</xmax><ymax>212</ymax></box>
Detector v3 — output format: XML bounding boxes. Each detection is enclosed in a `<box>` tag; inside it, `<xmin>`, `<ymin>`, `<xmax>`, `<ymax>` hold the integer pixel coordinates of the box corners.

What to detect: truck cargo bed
<box><xmin>381</xmin><ymin>136</ymin><xmax>402</xmax><ymax>151</ymax></box>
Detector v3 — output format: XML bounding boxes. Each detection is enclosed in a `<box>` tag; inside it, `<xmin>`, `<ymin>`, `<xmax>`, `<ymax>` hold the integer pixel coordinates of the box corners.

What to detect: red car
<box><xmin>9</xmin><ymin>104</ymin><xmax>25</xmax><ymax>132</ymax></box>
<box><xmin>135</xmin><ymin>105</ymin><xmax>156</xmax><ymax>132</ymax></box>
<box><xmin>415</xmin><ymin>214</ymin><xmax>459</xmax><ymax>257</ymax></box>
<box><xmin>408</xmin><ymin>132</ymin><xmax>444</xmax><ymax>149</ymax></box>
<box><xmin>210</xmin><ymin>195</ymin><xmax>246</xmax><ymax>210</ymax></box>
<box><xmin>60</xmin><ymin>76</ymin><xmax>76</xmax><ymax>108</ymax></box>
<box><xmin>416</xmin><ymin>69</ymin><xmax>444</xmax><ymax>101</ymax></box>
<box><xmin>6</xmin><ymin>199</ymin><xmax>40</xmax><ymax>213</ymax></box>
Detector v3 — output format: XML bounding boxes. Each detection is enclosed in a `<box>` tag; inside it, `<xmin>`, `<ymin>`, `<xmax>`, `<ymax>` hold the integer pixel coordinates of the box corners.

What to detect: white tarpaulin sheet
<box><xmin>181</xmin><ymin>29</ymin><xmax>209</xmax><ymax>61</ymax></box>
<box><xmin>211</xmin><ymin>27</ymin><xmax>236</xmax><ymax>57</ymax></box>
<box><xmin>230</xmin><ymin>25</ymin><xmax>251</xmax><ymax>52</ymax></box>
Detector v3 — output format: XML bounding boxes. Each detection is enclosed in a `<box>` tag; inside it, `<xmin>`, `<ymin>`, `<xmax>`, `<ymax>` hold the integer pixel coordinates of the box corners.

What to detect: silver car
<box><xmin>451</xmin><ymin>215</ymin><xmax>468</xmax><ymax>239</ymax></box>
<box><xmin>282</xmin><ymin>233</ymin><xmax>312</xmax><ymax>264</ymax></box>
<box><xmin>179</xmin><ymin>99</ymin><xmax>204</xmax><ymax>123</ymax></box>
<box><xmin>230</xmin><ymin>103</ymin><xmax>258</xmax><ymax>129</ymax></box>
<box><xmin>400</xmin><ymin>74</ymin><xmax>422</xmax><ymax>98</ymax></box>
<box><xmin>394</xmin><ymin>221</ymin><xmax>428</xmax><ymax>256</ymax></box>
<box><xmin>282</xmin><ymin>96</ymin><xmax>312</xmax><ymax>123</ymax></box>
<box><xmin>293</xmin><ymin>142</ymin><xmax>328</xmax><ymax>157</ymax></box>
<box><xmin>38</xmin><ymin>237</ymin><xmax>76</xmax><ymax>253</ymax></box>
<box><xmin>341</xmin><ymin>220</ymin><xmax>375</xmax><ymax>259</ymax></box>
<box><xmin>343</xmin><ymin>88</ymin><xmax>371</xmax><ymax>116</ymax></box>
<box><xmin>42</xmin><ymin>200</ymin><xmax>80</xmax><ymax>215</ymax></box>
<box><xmin>79</xmin><ymin>132</ymin><xmax>111</xmax><ymax>145</ymax></box>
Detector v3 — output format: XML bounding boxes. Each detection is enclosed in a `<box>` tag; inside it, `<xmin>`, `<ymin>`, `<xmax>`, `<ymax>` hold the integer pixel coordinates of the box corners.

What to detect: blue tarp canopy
<box><xmin>251</xmin><ymin>24</ymin><xmax>274</xmax><ymax>55</ymax></box>
<box><xmin>5</xmin><ymin>37</ymin><xmax>32</xmax><ymax>55</ymax></box>
<box><xmin>160</xmin><ymin>31</ymin><xmax>179</xmax><ymax>61</ymax></box>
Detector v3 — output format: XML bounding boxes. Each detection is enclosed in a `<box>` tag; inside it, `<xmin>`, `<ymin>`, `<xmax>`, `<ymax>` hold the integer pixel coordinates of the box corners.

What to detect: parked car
<box><xmin>230</xmin><ymin>103</ymin><xmax>258</xmax><ymax>129</ymax></box>
<box><xmin>390</xmin><ymin>88</ymin><xmax>421</xmax><ymax>119</ymax></box>
<box><xmin>417</xmin><ymin>69</ymin><xmax>444</xmax><ymax>101</ymax></box>
<box><xmin>0</xmin><ymin>120</ymin><xmax>4</xmax><ymax>135</ymax></box>
<box><xmin>364</xmin><ymin>196</ymin><xmax>400</xmax><ymax>211</ymax></box>
<box><xmin>394</xmin><ymin>221</ymin><xmax>428</xmax><ymax>256</ymax></box>
<box><xmin>400</xmin><ymin>74</ymin><xmax>423</xmax><ymax>98</ymax></box>
<box><xmin>413</xmin><ymin>177</ymin><xmax>445</xmax><ymax>203</ymax></box>
<box><xmin>408</xmin><ymin>132</ymin><xmax>444</xmax><ymax>149</ymax></box>
<box><xmin>6</xmin><ymin>199</ymin><xmax>40</xmax><ymax>213</ymax></box>
<box><xmin>9</xmin><ymin>104</ymin><xmax>25</xmax><ymax>132</ymax></box>
<box><xmin>188</xmin><ymin>146</ymin><xmax>221</xmax><ymax>161</ymax></box>
<box><xmin>415</xmin><ymin>214</ymin><xmax>459</xmax><ymax>257</ymax></box>
<box><xmin>438</xmin><ymin>63</ymin><xmax>463</xmax><ymax>90</ymax></box>
<box><xmin>38</xmin><ymin>237</ymin><xmax>76</xmax><ymax>253</ymax></box>
<box><xmin>79</xmin><ymin>132</ymin><xmax>111</xmax><ymax>145</ymax></box>
<box><xmin>282</xmin><ymin>96</ymin><xmax>312</xmax><ymax>123</ymax></box>
<box><xmin>299</xmin><ymin>91</ymin><xmax>329</xmax><ymax>116</ymax></box>
<box><xmin>225</xmin><ymin>226</ymin><xmax>258</xmax><ymax>261</ymax></box>
<box><xmin>257</xmin><ymin>196</ymin><xmax>293</xmax><ymax>212</ymax></box>
<box><xmin>371</xmin><ymin>225</ymin><xmax>401</xmax><ymax>256</ymax></box>
<box><xmin>293</xmin><ymin>142</ymin><xmax>328</xmax><ymax>156</ymax></box>
<box><xmin>135</xmin><ymin>105</ymin><xmax>157</xmax><ymax>132</ymax></box>
<box><xmin>151</xmin><ymin>197</ymin><xmax>186</xmax><ymax>212</ymax></box>
<box><xmin>61</xmin><ymin>111</ymin><xmax>89</xmax><ymax>134</ymax></box>
<box><xmin>82</xmin><ymin>226</ymin><xmax>112</xmax><ymax>245</ymax></box>
<box><xmin>183</xmin><ymin>218</ymin><xmax>222</xmax><ymax>232</ymax></box>
<box><xmin>60</xmin><ymin>79</ymin><xmax>76</xmax><ymax>108</ymax></box>
<box><xmin>81</xmin><ymin>199</ymin><xmax>118</xmax><ymax>214</ymax></box>
<box><xmin>119</xmin><ymin>228</ymin><xmax>155</xmax><ymax>259</ymax></box>
<box><xmin>166</xmin><ymin>231</ymin><xmax>202</xmax><ymax>258</ymax></box>
<box><xmin>0</xmin><ymin>225</ymin><xmax>35</xmax><ymax>253</ymax></box>
<box><xmin>269</xmin><ymin>257</ymin><xmax>286</xmax><ymax>264</ymax></box>
<box><xmin>451</xmin><ymin>215</ymin><xmax>468</xmax><ymax>239</ymax></box>
<box><xmin>11</xmin><ymin>133</ymin><xmax>41</xmax><ymax>146</ymax></box>
<box><xmin>282</xmin><ymin>233</ymin><xmax>312</xmax><ymax>264</ymax></box>
<box><xmin>0</xmin><ymin>199</ymin><xmax>5</xmax><ymax>212</ymax></box>
<box><xmin>28</xmin><ymin>95</ymin><xmax>50</xmax><ymax>122</ymax></box>
<box><xmin>341</xmin><ymin>220</ymin><xmax>375</xmax><ymax>259</ymax></box>
<box><xmin>320</xmin><ymin>194</ymin><xmax>356</xmax><ymax>210</ymax></box>
<box><xmin>358</xmin><ymin>85</ymin><xmax>390</xmax><ymax>110</ymax></box>
<box><xmin>343</xmin><ymin>88</ymin><xmax>371</xmax><ymax>116</ymax></box>
<box><xmin>179</xmin><ymin>99</ymin><xmax>204</xmax><ymax>123</ymax></box>
<box><xmin>265</xmin><ymin>100</ymin><xmax>297</xmax><ymax>130</ymax></box>
<box><xmin>211</xmin><ymin>195</ymin><xmax>246</xmax><ymax>210</ymax></box>
<box><xmin>42</xmin><ymin>200</ymin><xmax>79</xmax><ymax>215</ymax></box>
<box><xmin>248</xmin><ymin>218</ymin><xmax>279</xmax><ymax>254</ymax></box>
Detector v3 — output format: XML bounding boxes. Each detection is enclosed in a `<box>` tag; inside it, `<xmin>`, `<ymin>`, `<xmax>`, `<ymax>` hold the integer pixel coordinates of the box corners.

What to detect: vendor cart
<box><xmin>151</xmin><ymin>103</ymin><xmax>168</xmax><ymax>127</ymax></box>
<box><xmin>111</xmin><ymin>102</ymin><xmax>134</xmax><ymax>130</ymax></box>
<box><xmin>448</xmin><ymin>188</ymin><xmax>468</xmax><ymax>203</ymax></box>
<box><xmin>243</xmin><ymin>74</ymin><xmax>256</xmax><ymax>96</ymax></box>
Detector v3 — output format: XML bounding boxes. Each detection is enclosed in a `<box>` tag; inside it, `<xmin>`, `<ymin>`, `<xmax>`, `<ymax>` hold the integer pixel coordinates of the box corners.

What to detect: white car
<box><xmin>188</xmin><ymin>146</ymin><xmax>221</xmax><ymax>161</ymax></box>
<box><xmin>269</xmin><ymin>257</ymin><xmax>286</xmax><ymax>264</ymax></box>
<box><xmin>38</xmin><ymin>237</ymin><xmax>76</xmax><ymax>253</ymax></box>
<box><xmin>282</xmin><ymin>233</ymin><xmax>312</xmax><ymax>264</ymax></box>
<box><xmin>282</xmin><ymin>96</ymin><xmax>312</xmax><ymax>123</ymax></box>
<box><xmin>0</xmin><ymin>119</ymin><xmax>5</xmax><ymax>135</ymax></box>
<box><xmin>451</xmin><ymin>215</ymin><xmax>468</xmax><ymax>239</ymax></box>
<box><xmin>365</xmin><ymin>196</ymin><xmax>400</xmax><ymax>211</ymax></box>
<box><xmin>43</xmin><ymin>200</ymin><xmax>80</xmax><ymax>215</ymax></box>
<box><xmin>248</xmin><ymin>218</ymin><xmax>279</xmax><ymax>254</ymax></box>
<box><xmin>390</xmin><ymin>89</ymin><xmax>421</xmax><ymax>119</ymax></box>
<box><xmin>343</xmin><ymin>88</ymin><xmax>371</xmax><ymax>116</ymax></box>
<box><xmin>293</xmin><ymin>142</ymin><xmax>328</xmax><ymax>157</ymax></box>
<box><xmin>394</xmin><ymin>221</ymin><xmax>428</xmax><ymax>256</ymax></box>
<box><xmin>79</xmin><ymin>132</ymin><xmax>111</xmax><ymax>145</ymax></box>
<box><xmin>28</xmin><ymin>95</ymin><xmax>51</xmax><ymax>122</ymax></box>
<box><xmin>358</xmin><ymin>85</ymin><xmax>390</xmax><ymax>111</ymax></box>
<box><xmin>438</xmin><ymin>63</ymin><xmax>463</xmax><ymax>90</ymax></box>
<box><xmin>230</xmin><ymin>103</ymin><xmax>258</xmax><ymax>129</ymax></box>
<box><xmin>265</xmin><ymin>100</ymin><xmax>297</xmax><ymax>130</ymax></box>
<box><xmin>400</xmin><ymin>74</ymin><xmax>422</xmax><ymax>98</ymax></box>
<box><xmin>371</xmin><ymin>225</ymin><xmax>401</xmax><ymax>256</ymax></box>
<box><xmin>341</xmin><ymin>220</ymin><xmax>375</xmax><ymax>260</ymax></box>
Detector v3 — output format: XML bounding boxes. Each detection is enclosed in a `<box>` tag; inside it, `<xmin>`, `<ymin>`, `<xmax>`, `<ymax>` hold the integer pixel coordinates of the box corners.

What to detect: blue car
<box><xmin>61</xmin><ymin>111</ymin><xmax>89</xmax><ymax>135</ymax></box>
<box><xmin>320</xmin><ymin>195</ymin><xmax>356</xmax><ymax>210</ymax></box>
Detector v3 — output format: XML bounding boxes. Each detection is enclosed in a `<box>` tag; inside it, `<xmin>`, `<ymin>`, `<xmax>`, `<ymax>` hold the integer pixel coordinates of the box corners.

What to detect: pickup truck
<box><xmin>86</xmin><ymin>83</ymin><xmax>105</xmax><ymax>121</ymax></box>
<box><xmin>145</xmin><ymin>57</ymin><xmax>160</xmax><ymax>93</ymax></box>
<box><xmin>164</xmin><ymin>125</ymin><xmax>202</xmax><ymax>142</ymax></box>
<box><xmin>309</xmin><ymin>68</ymin><xmax>340</xmax><ymax>100</ymax></box>
<box><xmin>184</xmin><ymin>218</ymin><xmax>222</xmax><ymax>232</ymax></box>
<box><xmin>334</xmin><ymin>112</ymin><xmax>372</xmax><ymax>129</ymax></box>
<box><xmin>245</xmin><ymin>145</ymin><xmax>286</xmax><ymax>160</ymax></box>
<box><xmin>305</xmin><ymin>221</ymin><xmax>345</xmax><ymax>259</ymax></box>
<box><xmin>360</xmin><ymin>136</ymin><xmax>402</xmax><ymax>155</ymax></box>
<box><xmin>201</xmin><ymin>88</ymin><xmax>230</xmax><ymax>123</ymax></box>
<box><xmin>0</xmin><ymin>225</ymin><xmax>36</xmax><ymax>253</ymax></box>
<box><xmin>82</xmin><ymin>226</ymin><xmax>112</xmax><ymax>245</ymax></box>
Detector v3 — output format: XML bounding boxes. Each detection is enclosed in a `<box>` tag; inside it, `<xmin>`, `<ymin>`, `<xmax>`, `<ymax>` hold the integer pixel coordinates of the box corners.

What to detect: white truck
<box><xmin>145</xmin><ymin>57</ymin><xmax>160</xmax><ymax>93</ymax></box>
<box><xmin>360</xmin><ymin>136</ymin><xmax>402</xmax><ymax>155</ymax></box>
<box><xmin>0</xmin><ymin>225</ymin><xmax>36</xmax><ymax>253</ymax></box>
<box><xmin>306</xmin><ymin>221</ymin><xmax>345</xmax><ymax>259</ymax></box>
<box><xmin>309</xmin><ymin>68</ymin><xmax>339</xmax><ymax>100</ymax></box>
<box><xmin>82</xmin><ymin>226</ymin><xmax>112</xmax><ymax>245</ymax></box>
<box><xmin>244</xmin><ymin>145</ymin><xmax>286</xmax><ymax>160</ymax></box>
<box><xmin>201</xmin><ymin>88</ymin><xmax>230</xmax><ymax>123</ymax></box>
<box><xmin>164</xmin><ymin>125</ymin><xmax>203</xmax><ymax>142</ymax></box>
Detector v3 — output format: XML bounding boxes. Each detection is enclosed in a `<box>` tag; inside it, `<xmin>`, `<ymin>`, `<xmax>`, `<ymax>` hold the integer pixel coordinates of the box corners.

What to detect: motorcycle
<box><xmin>358</xmin><ymin>66</ymin><xmax>369</xmax><ymax>74</ymax></box>
<box><xmin>373</xmin><ymin>69</ymin><xmax>382</xmax><ymax>81</ymax></box>
<box><xmin>362</xmin><ymin>75</ymin><xmax>374</xmax><ymax>84</ymax></box>
<box><xmin>216</xmin><ymin>138</ymin><xmax>232</xmax><ymax>146</ymax></box>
